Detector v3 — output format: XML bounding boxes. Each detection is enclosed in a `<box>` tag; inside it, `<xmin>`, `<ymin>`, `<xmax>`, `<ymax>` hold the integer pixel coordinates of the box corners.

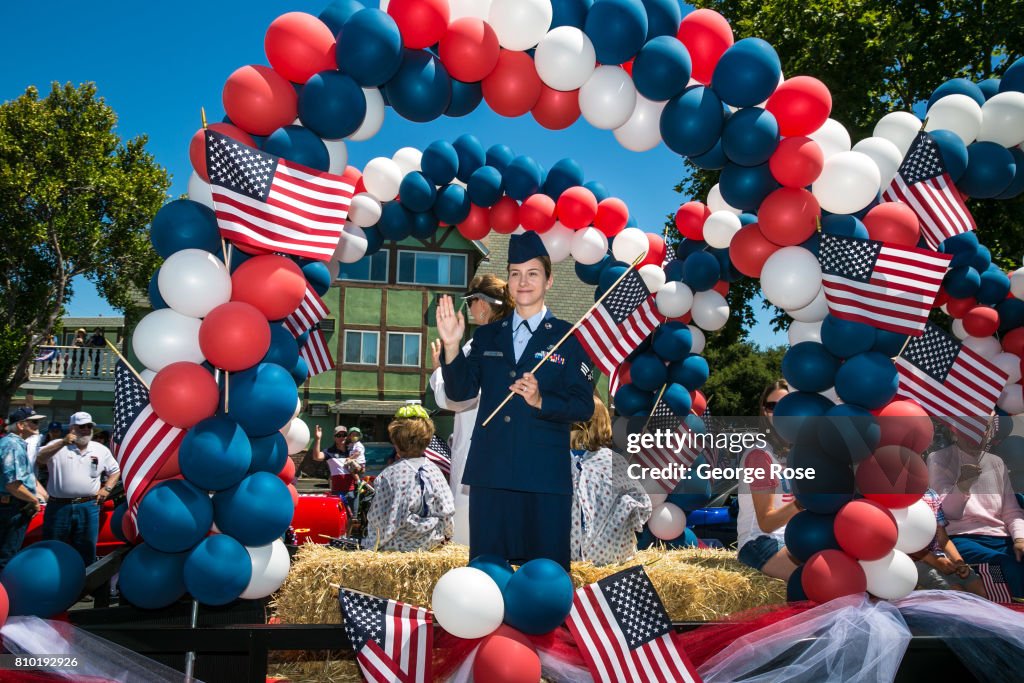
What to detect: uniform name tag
<box><xmin>483</xmin><ymin>351</ymin><xmax>504</xmax><ymax>357</ymax></box>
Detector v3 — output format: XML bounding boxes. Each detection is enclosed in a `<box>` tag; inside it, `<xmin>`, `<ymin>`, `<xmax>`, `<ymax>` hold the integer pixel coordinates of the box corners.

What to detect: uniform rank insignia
<box><xmin>580</xmin><ymin>361</ymin><xmax>593</xmax><ymax>381</ymax></box>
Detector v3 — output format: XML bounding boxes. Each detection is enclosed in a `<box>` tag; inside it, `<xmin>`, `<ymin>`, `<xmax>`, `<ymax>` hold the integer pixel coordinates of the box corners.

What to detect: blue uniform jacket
<box><xmin>441</xmin><ymin>312</ymin><xmax>596</xmax><ymax>495</ymax></box>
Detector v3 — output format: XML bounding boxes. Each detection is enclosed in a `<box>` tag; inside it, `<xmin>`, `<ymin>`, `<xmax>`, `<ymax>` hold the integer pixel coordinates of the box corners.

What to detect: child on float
<box><xmin>570</xmin><ymin>395</ymin><xmax>652</xmax><ymax>565</ymax></box>
<box><xmin>361</xmin><ymin>405</ymin><xmax>455</xmax><ymax>552</ymax></box>
<box><xmin>735</xmin><ymin>379</ymin><xmax>802</xmax><ymax>580</ymax></box>
<box><xmin>910</xmin><ymin>487</ymin><xmax>986</xmax><ymax>597</ymax></box>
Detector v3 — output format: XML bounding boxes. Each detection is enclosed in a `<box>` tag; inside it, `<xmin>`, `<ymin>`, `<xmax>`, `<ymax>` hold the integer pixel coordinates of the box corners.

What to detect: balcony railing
<box><xmin>29</xmin><ymin>346</ymin><xmax>119</xmax><ymax>382</ymax></box>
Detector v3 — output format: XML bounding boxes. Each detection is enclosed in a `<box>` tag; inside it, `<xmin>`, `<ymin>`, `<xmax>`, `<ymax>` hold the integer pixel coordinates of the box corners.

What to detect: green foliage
<box><xmin>702</xmin><ymin>340</ymin><xmax>785</xmax><ymax>416</ymax></box>
<box><xmin>0</xmin><ymin>82</ymin><xmax>170</xmax><ymax>411</ymax></box>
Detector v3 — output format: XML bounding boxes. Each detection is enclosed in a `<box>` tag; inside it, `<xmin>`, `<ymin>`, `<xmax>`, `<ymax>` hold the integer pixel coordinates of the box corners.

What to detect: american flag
<box><xmin>972</xmin><ymin>563</ymin><xmax>1012</xmax><ymax>603</ymax></box>
<box><xmin>881</xmin><ymin>131</ymin><xmax>976</xmax><ymax>250</ymax></box>
<box><xmin>111</xmin><ymin>360</ymin><xmax>185</xmax><ymax>539</ymax></box>
<box><xmin>206</xmin><ymin>130</ymin><xmax>356</xmax><ymax>261</ymax></box>
<box><xmin>609</xmin><ymin>364</ymin><xmax>624</xmax><ymax>400</ymax></box>
<box><xmin>300</xmin><ymin>328</ymin><xmax>335</xmax><ymax>378</ymax></box>
<box><xmin>566</xmin><ymin>565</ymin><xmax>702</xmax><ymax>683</ymax></box>
<box><xmin>284</xmin><ymin>284</ymin><xmax>330</xmax><ymax>337</ymax></box>
<box><xmin>895</xmin><ymin>322</ymin><xmax>1008</xmax><ymax>445</ymax></box>
<box><xmin>339</xmin><ymin>588</ymin><xmax>432</xmax><ymax>683</ymax></box>
<box><xmin>573</xmin><ymin>269</ymin><xmax>662</xmax><ymax>377</ymax></box>
<box><xmin>422</xmin><ymin>435</ymin><xmax>451</xmax><ymax>477</ymax></box>
<box><xmin>633</xmin><ymin>397</ymin><xmax>706</xmax><ymax>494</ymax></box>
<box><xmin>819</xmin><ymin>233</ymin><xmax>951</xmax><ymax>336</ymax></box>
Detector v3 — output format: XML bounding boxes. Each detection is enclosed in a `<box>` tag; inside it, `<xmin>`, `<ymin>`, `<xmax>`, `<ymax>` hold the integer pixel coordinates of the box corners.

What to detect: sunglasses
<box><xmin>335</xmin><ymin>434</ymin><xmax>348</xmax><ymax>438</ymax></box>
<box><xmin>763</xmin><ymin>401</ymin><xmax>778</xmax><ymax>410</ymax></box>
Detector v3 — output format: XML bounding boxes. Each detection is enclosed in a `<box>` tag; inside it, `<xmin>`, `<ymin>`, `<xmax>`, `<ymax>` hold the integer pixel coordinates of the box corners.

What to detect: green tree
<box><xmin>702</xmin><ymin>341</ymin><xmax>786</xmax><ymax>416</ymax></box>
<box><xmin>0</xmin><ymin>83</ymin><xmax>170</xmax><ymax>414</ymax></box>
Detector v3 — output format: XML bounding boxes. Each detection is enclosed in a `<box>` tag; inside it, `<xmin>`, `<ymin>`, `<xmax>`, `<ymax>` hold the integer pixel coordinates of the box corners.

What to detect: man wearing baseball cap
<box><xmin>0</xmin><ymin>408</ymin><xmax>45</xmax><ymax>569</ymax></box>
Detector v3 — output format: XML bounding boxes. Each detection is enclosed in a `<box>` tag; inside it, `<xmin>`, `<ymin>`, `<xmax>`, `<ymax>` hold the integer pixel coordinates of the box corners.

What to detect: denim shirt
<box><xmin>0</xmin><ymin>434</ymin><xmax>37</xmax><ymax>495</ymax></box>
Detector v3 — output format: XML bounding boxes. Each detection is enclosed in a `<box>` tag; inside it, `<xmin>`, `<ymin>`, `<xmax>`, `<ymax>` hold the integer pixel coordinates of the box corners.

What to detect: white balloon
<box><xmin>688</xmin><ymin>325</ymin><xmax>706</xmax><ymax>355</ymax></box>
<box><xmin>873</xmin><ymin>111</ymin><xmax>923</xmax><ymax>157</ymax></box>
<box><xmin>324</xmin><ymin>139</ymin><xmax>348</xmax><ymax>174</ymax></box>
<box><xmin>187</xmin><ymin>172</ymin><xmax>214</xmax><ymax>210</ymax></box>
<box><xmin>489</xmin><ymin>0</ymin><xmax>552</xmax><ymax>50</ymax></box>
<box><xmin>706</xmin><ymin>183</ymin><xmax>741</xmax><ymax>215</ymax></box>
<box><xmin>890</xmin><ymin>498</ymin><xmax>937</xmax><ymax>555</ymax></box>
<box><xmin>281</xmin><ymin>418</ymin><xmax>311</xmax><ymax>455</ymax></box>
<box><xmin>812</xmin><ymin>151</ymin><xmax>882</xmax><ymax>215</ymax></box>
<box><xmin>1012</xmin><ymin>267</ymin><xmax>1024</xmax><ymax>299</ymax></box>
<box><xmin>293</xmin><ymin>396</ymin><xmax>302</xmax><ymax>419</ymax></box>
<box><xmin>808</xmin><ymin>118</ymin><xmax>852</xmax><ymax>160</ymax></box>
<box><xmin>613</xmin><ymin>95</ymin><xmax>666</xmax><ymax>152</ymax></box>
<box><xmin>362</xmin><ymin>157</ymin><xmax>402</xmax><ymax>201</ymax></box>
<box><xmin>977</xmin><ymin>91</ymin><xmax>1024</xmax><ymax>147</ymax></box>
<box><xmin>951</xmin><ymin>318</ymin><xmax>969</xmax><ymax>340</ymax></box>
<box><xmin>859</xmin><ymin>550</ymin><xmax>917</xmax><ymax>600</ymax></box>
<box><xmin>655</xmin><ymin>281</ymin><xmax>693</xmax><ymax>318</ymax></box>
<box><xmin>820</xmin><ymin>387</ymin><xmax>839</xmax><ymax>404</ymax></box>
<box><xmin>638</xmin><ymin>264</ymin><xmax>666</xmax><ymax>293</ymax></box>
<box><xmin>534</xmin><ymin>26</ymin><xmax>597</xmax><ymax>91</ymax></box>
<box><xmin>611</xmin><ymin>227</ymin><xmax>649</xmax><ymax>264</ymax></box>
<box><xmin>648</xmin><ymin>503</ymin><xmax>687</xmax><ymax>540</ymax></box>
<box><xmin>539</xmin><ymin>222</ymin><xmax>574</xmax><ymax>263</ymax></box>
<box><xmin>999</xmin><ymin>384</ymin><xmax>1024</xmax><ymax>414</ymax></box>
<box><xmin>132</xmin><ymin>309</ymin><xmax>205</xmax><ymax>372</ymax></box>
<box><xmin>788</xmin><ymin>320</ymin><xmax>823</xmax><ymax>346</ymax></box>
<box><xmin>158</xmin><ymin>249</ymin><xmax>232</xmax><ymax>319</ymax></box>
<box><xmin>993</xmin><ymin>352</ymin><xmax>1023</xmax><ymax>385</ymax></box>
<box><xmin>925</xmin><ymin>94</ymin><xmax>983</xmax><ymax>145</ymax></box>
<box><xmin>579</xmin><ymin>66</ymin><xmax>637</xmax><ymax>130</ymax></box>
<box><xmin>240</xmin><ymin>540</ymin><xmax>291</xmax><ymax>599</ymax></box>
<box><xmin>326</xmin><ymin>259</ymin><xmax>340</xmax><ymax>281</ymax></box>
<box><xmin>761</xmin><ymin>247</ymin><xmax>822</xmax><ymax>310</ymax></box>
<box><xmin>648</xmin><ymin>492</ymin><xmax>668</xmax><ymax>507</ymax></box>
<box><xmin>787</xmin><ymin>286</ymin><xmax>829</xmax><ymax>323</ymax></box>
<box><xmin>348</xmin><ymin>193</ymin><xmax>384</xmax><ymax>228</ymax></box>
<box><xmin>431</xmin><ymin>567</ymin><xmax>504</xmax><ymax>639</ymax></box>
<box><xmin>334</xmin><ymin>222</ymin><xmax>369</xmax><ymax>264</ymax></box>
<box><xmin>963</xmin><ymin>335</ymin><xmax>1001</xmax><ymax>360</ymax></box>
<box><xmin>349</xmin><ymin>88</ymin><xmax>385</xmax><ymax>142</ymax></box>
<box><xmin>703</xmin><ymin>211</ymin><xmax>741</xmax><ymax>249</ymax></box>
<box><xmin>140</xmin><ymin>369</ymin><xmax>157</xmax><ymax>386</ymax></box>
<box><xmin>570</xmin><ymin>227</ymin><xmax>609</xmax><ymax>265</ymax></box>
<box><xmin>449</xmin><ymin>0</ymin><xmax>492</xmax><ymax>21</ymax></box>
<box><xmin>691</xmin><ymin>290</ymin><xmax>729</xmax><ymax>331</ymax></box>
<box><xmin>851</xmin><ymin>136</ymin><xmax>904</xmax><ymax>187</ymax></box>
<box><xmin>392</xmin><ymin>147</ymin><xmax>423</xmax><ymax>176</ymax></box>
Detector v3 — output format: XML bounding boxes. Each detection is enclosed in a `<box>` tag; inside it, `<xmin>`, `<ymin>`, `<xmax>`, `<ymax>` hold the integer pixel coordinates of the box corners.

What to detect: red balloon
<box><xmin>962</xmin><ymin>305</ymin><xmax>1000</xmax><ymax>337</ymax></box>
<box><xmin>802</xmin><ymin>550</ymin><xmax>866</xmax><ymax>604</ymax></box>
<box><xmin>387</xmin><ymin>0</ymin><xmax>449</xmax><ymax>49</ymax></box>
<box><xmin>531</xmin><ymin>85</ymin><xmax>581</xmax><ymax>130</ymax></box>
<box><xmin>691</xmin><ymin>390</ymin><xmax>707</xmax><ymax>416</ymax></box>
<box><xmin>712</xmin><ymin>280</ymin><xmax>730</xmax><ymax>297</ymax></box>
<box><xmin>222</xmin><ymin>65</ymin><xmax>299</xmax><ymax>136</ymax></box>
<box><xmin>278</xmin><ymin>457</ymin><xmax>296</xmax><ymax>485</ymax></box>
<box><xmin>520</xmin><ymin>194</ymin><xmax>557</xmax><ymax>233</ymax></box>
<box><xmin>769</xmin><ymin>137</ymin><xmax>825</xmax><ymax>188</ymax></box>
<box><xmin>231</xmin><ymin>255</ymin><xmax>307</xmax><ymax>321</ymax></box>
<box><xmin>765</xmin><ymin>76</ymin><xmax>832</xmax><ymax>137</ymax></box>
<box><xmin>155</xmin><ymin>449</ymin><xmax>182</xmax><ymax>481</ymax></box>
<box><xmin>458</xmin><ymin>203</ymin><xmax>492</xmax><ymax>240</ymax></box>
<box><xmin>945</xmin><ymin>296</ymin><xmax>977</xmax><ymax>319</ymax></box>
<box><xmin>557</xmin><ymin>186</ymin><xmax>598</xmax><ymax>229</ymax></box>
<box><xmin>1002</xmin><ymin>327</ymin><xmax>1024</xmax><ymax>356</ymax></box>
<box><xmin>621</xmin><ymin>59</ymin><xmax>634</xmax><ymax>76</ymax></box>
<box><xmin>675</xmin><ymin>201</ymin><xmax>711</xmax><ymax>240</ymax></box>
<box><xmin>863</xmin><ymin>202</ymin><xmax>920</xmax><ymax>247</ymax></box>
<box><xmin>876</xmin><ymin>400</ymin><xmax>934</xmax><ymax>453</ymax></box>
<box><xmin>150</xmin><ymin>362</ymin><xmax>220</xmax><ymax>429</ymax></box>
<box><xmin>758</xmin><ymin>187</ymin><xmax>820</xmax><ymax>246</ymax></box>
<box><xmin>595</xmin><ymin>198</ymin><xmax>629</xmax><ymax>236</ymax></box>
<box><xmin>934</xmin><ymin>288</ymin><xmax>950</xmax><ymax>307</ymax></box>
<box><xmin>199</xmin><ymin>302</ymin><xmax>272</xmax><ymax>372</ymax></box>
<box><xmin>439</xmin><ymin>18</ymin><xmax>500</xmax><ymax>82</ymax></box>
<box><xmin>640</xmin><ymin>233</ymin><xmax>667</xmax><ymax>268</ymax></box>
<box><xmin>0</xmin><ymin>582</ymin><xmax>9</xmax><ymax>629</ymax></box>
<box><xmin>617</xmin><ymin>362</ymin><xmax>632</xmax><ymax>388</ymax></box>
<box><xmin>730</xmin><ymin>223</ymin><xmax>781</xmax><ymax>278</ymax></box>
<box><xmin>189</xmin><ymin>123</ymin><xmax>256</xmax><ymax>182</ymax></box>
<box><xmin>490</xmin><ymin>197</ymin><xmax>521</xmax><ymax>234</ymax></box>
<box><xmin>677</xmin><ymin>9</ymin><xmax>734</xmax><ymax>85</ymax></box>
<box><xmin>856</xmin><ymin>445</ymin><xmax>930</xmax><ymax>509</ymax></box>
<box><xmin>833</xmin><ymin>499</ymin><xmax>898</xmax><ymax>561</ymax></box>
<box><xmin>287</xmin><ymin>483</ymin><xmax>299</xmax><ymax>507</ymax></box>
<box><xmin>482</xmin><ymin>50</ymin><xmax>543</xmax><ymax>118</ymax></box>
<box><xmin>264</xmin><ymin>12</ymin><xmax>337</xmax><ymax>84</ymax></box>
<box><xmin>472</xmin><ymin>625</ymin><xmax>541</xmax><ymax>683</ymax></box>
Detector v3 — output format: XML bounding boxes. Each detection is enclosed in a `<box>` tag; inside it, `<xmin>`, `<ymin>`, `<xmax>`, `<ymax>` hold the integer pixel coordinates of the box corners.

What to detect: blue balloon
<box><xmin>227</xmin><ymin>245</ymin><xmax>253</xmax><ymax>273</ymax></box>
<box><xmin>148</xmin><ymin>270</ymin><xmax>168</xmax><ymax>309</ymax></box>
<box><xmin>998</xmin><ymin>298</ymin><xmax>1024</xmax><ymax>331</ymax></box>
<box><xmin>782</xmin><ymin>342</ymin><xmax>840</xmax><ymax>393</ymax></box>
<box><xmin>722</xmin><ymin>108</ymin><xmax>780</xmax><ymax>167</ymax></box>
<box><xmin>399</xmin><ymin>172</ymin><xmax>437</xmax><ymax>212</ymax></box>
<box><xmin>576</xmin><ymin>255</ymin><xmax>609</xmax><ymax>285</ymax></box>
<box><xmin>469</xmin><ymin>554</ymin><xmax>515</xmax><ymax>592</ymax></box>
<box><xmin>214</xmin><ymin>472</ymin><xmax>294</xmax><ymax>547</ymax></box>
<box><xmin>977</xmin><ymin>266</ymin><xmax>1011</xmax><ymax>305</ymax></box>
<box><xmin>996</xmin><ymin>148</ymin><xmax>1024</xmax><ymax>199</ymax></box>
<box><xmin>433</xmin><ymin>184</ymin><xmax>472</xmax><ymax>224</ymax></box>
<box><xmin>486</xmin><ymin>144</ymin><xmax>516</xmax><ymax>172</ymax></box>
<box><xmin>663</xmin><ymin>258</ymin><xmax>685</xmax><ymax>281</ymax></box>
<box><xmin>502</xmin><ymin>559</ymin><xmax>574</xmax><ymax>634</ymax></box>
<box><xmin>927</xmin><ymin>78</ymin><xmax>986</xmax><ymax>109</ymax></box>
<box><xmin>264</xmin><ymin>125</ymin><xmax>329</xmax><ymax>171</ymax></box>
<box><xmin>301</xmin><ymin>262</ymin><xmax>332</xmax><ymax>298</ymax></box>
<box><xmin>453</xmin><ymin>134</ymin><xmax>486</xmax><ymax>182</ymax></box>
<box><xmin>631</xmin><ymin>36</ymin><xmax>691</xmax><ymax>102</ymax></box>
<box><xmin>970</xmin><ymin>244</ymin><xmax>992</xmax><ymax>272</ymax></box>
<box><xmin>642</xmin><ymin>0</ymin><xmax>682</xmax><ymax>39</ymax></box>
<box><xmin>184</xmin><ymin>535</ymin><xmax>252</xmax><ymax>606</ymax></box>
<box><xmin>630</xmin><ymin>351</ymin><xmax>668</xmax><ymax>392</ymax></box>
<box><xmin>543</xmin><ymin>158</ymin><xmax>586</xmax><ymax>198</ymax></box>
<box><xmin>668</xmin><ymin>354</ymin><xmax>709</xmax><ymax>391</ymax></box>
<box><xmin>504</xmin><ymin>155</ymin><xmax>544</xmax><ymax>200</ymax></box>
<box><xmin>820</xmin><ymin>214</ymin><xmax>867</xmax><ymax>239</ymax></box>
<box><xmin>938</xmin><ymin>230</ymin><xmax>979</xmax><ymax>268</ymax></box>
<box><xmin>660</xmin><ymin>86</ymin><xmax>724</xmax><ymax>157</ymax></box>
<box><xmin>137</xmin><ymin>480</ymin><xmax>214</xmax><ymax>553</ymax></box>
<box><xmin>378</xmin><ymin>201</ymin><xmax>414</xmax><ymax>241</ymax></box>
<box><xmin>421</xmin><ymin>141</ymin><xmax>459</xmax><ymax>185</ymax></box>
<box><xmin>820</xmin><ymin>315</ymin><xmax>876</xmax><ymax>359</ymax></box>
<box><xmin>596</xmin><ymin>262</ymin><xmax>629</xmax><ymax>298</ymax></box>
<box><xmin>384</xmin><ymin>50</ymin><xmax>452</xmax><ymax>123</ymax></box>
<box><xmin>614</xmin><ymin>383</ymin><xmax>656</xmax><ymax>416</ymax></box>
<box><xmin>319</xmin><ymin>0</ymin><xmax>366</xmax><ymax>34</ymax></box>
<box><xmin>291</xmin><ymin>355</ymin><xmax>309</xmax><ymax>385</ymax></box>
<box><xmin>446</xmin><ymin>79</ymin><xmax>483</xmax><ymax>117</ymax></box>
<box><xmin>822</xmin><ymin>403</ymin><xmax>880</xmax><ymax>464</ymax></box>
<box><xmin>711</xmin><ymin>246</ymin><xmax>742</xmax><ymax>282</ymax></box>
<box><xmin>999</xmin><ymin>56</ymin><xmax>1024</xmax><ymax>93</ymax></box>
<box><xmin>583</xmin><ymin>180</ymin><xmax>610</xmax><ymax>202</ymax></box>
<box><xmin>690</xmin><ymin>138</ymin><xmax>727</xmax><ymax>170</ymax></box>
<box><xmin>551</xmin><ymin>0</ymin><xmax>593</xmax><ymax>29</ymax></box>
<box><xmin>410</xmin><ymin>210</ymin><xmax>439</xmax><ymax>239</ymax></box>
<box><xmin>363</xmin><ymin>226</ymin><xmax>384</xmax><ymax>255</ymax></box>
<box><xmin>929</xmin><ymin>129</ymin><xmax>969</xmax><ymax>182</ymax></box>
<box><xmin>661</xmin><ymin>382</ymin><xmax>693</xmax><ymax>415</ymax></box>
<box><xmin>109</xmin><ymin>502</ymin><xmax>129</xmax><ymax>543</ymax></box>
<box><xmin>228</xmin><ymin>363</ymin><xmax>299</xmax><ymax>437</ymax></box>
<box><xmin>249</xmin><ymin>432</ymin><xmax>289</xmax><ymax>474</ymax></box>
<box><xmin>668</xmin><ymin>458</ymin><xmax>712</xmax><ymax>511</ymax></box>
<box><xmin>651</xmin><ymin>322</ymin><xmax>693</xmax><ymax>361</ymax></box>
<box><xmin>943</xmin><ymin>265</ymin><xmax>981</xmax><ymax>298</ymax></box>
<box><xmin>834</xmin><ymin>352</ymin><xmax>898</xmax><ymax>410</ymax></box>
<box><xmin>790</xmin><ymin>443</ymin><xmax>855</xmax><ymax>498</ymax></box>
<box><xmin>977</xmin><ymin>78</ymin><xmax>1001</xmax><ymax>100</ymax></box>
<box><xmin>299</xmin><ymin>71</ymin><xmax>366</xmax><ymax>139</ymax></box>
<box><xmin>958</xmin><ymin>141</ymin><xmax>1016</xmax><ymax>198</ymax></box>
<box><xmin>675</xmin><ymin>238</ymin><xmax>706</xmax><ymax>260</ymax></box>
<box><xmin>784</xmin><ymin>511</ymin><xmax>841</xmax><ymax>562</ymax></box>
<box><xmin>739</xmin><ymin>212</ymin><xmax>758</xmax><ymax>226</ymax></box>
<box><xmin>336</xmin><ymin>9</ymin><xmax>403</xmax><ymax>86</ymax></box>
<box><xmin>682</xmin><ymin>251</ymin><xmax>720</xmax><ymax>291</ymax></box>
<box><xmin>584</xmin><ymin>0</ymin><xmax>648</xmax><ymax>65</ymax></box>
<box><xmin>718</xmin><ymin>162</ymin><xmax>779</xmax><ymax>211</ymax></box>
<box><xmin>151</xmin><ymin>200</ymin><xmax>220</xmax><ymax>258</ymax></box>
<box><xmin>119</xmin><ymin>544</ymin><xmax>187</xmax><ymax>609</ymax></box>
<box><xmin>787</xmin><ymin>565</ymin><xmax>807</xmax><ymax>601</ymax></box>
<box><xmin>467</xmin><ymin>165</ymin><xmax>504</xmax><ymax>207</ymax></box>
<box><xmin>711</xmin><ymin>38</ymin><xmax>782</xmax><ymax>108</ymax></box>
<box><xmin>795</xmin><ymin>491</ymin><xmax>854</xmax><ymax>515</ymax></box>
<box><xmin>179</xmin><ymin>416</ymin><xmax>253</xmax><ymax>491</ymax></box>
<box><xmin>872</xmin><ymin>329</ymin><xmax>909</xmax><ymax>357</ymax></box>
<box><xmin>1</xmin><ymin>541</ymin><xmax>85</xmax><ymax>617</ymax></box>
<box><xmin>772</xmin><ymin>391</ymin><xmax>834</xmax><ymax>443</ymax></box>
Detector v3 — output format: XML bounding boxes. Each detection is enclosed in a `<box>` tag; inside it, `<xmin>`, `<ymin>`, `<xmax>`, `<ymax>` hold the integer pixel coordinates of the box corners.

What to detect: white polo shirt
<box><xmin>45</xmin><ymin>440</ymin><xmax>120</xmax><ymax>498</ymax></box>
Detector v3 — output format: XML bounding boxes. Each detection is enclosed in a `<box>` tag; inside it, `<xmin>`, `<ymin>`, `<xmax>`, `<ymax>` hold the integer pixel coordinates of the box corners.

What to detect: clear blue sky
<box><xmin>1</xmin><ymin>0</ymin><xmax>785</xmax><ymax>347</ymax></box>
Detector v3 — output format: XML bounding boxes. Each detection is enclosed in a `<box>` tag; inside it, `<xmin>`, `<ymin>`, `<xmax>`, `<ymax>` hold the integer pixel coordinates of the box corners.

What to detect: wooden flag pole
<box><xmin>104</xmin><ymin>338</ymin><xmax>150</xmax><ymax>390</ymax></box>
<box><xmin>479</xmin><ymin>251</ymin><xmax>648</xmax><ymax>427</ymax></box>
<box><xmin>642</xmin><ymin>384</ymin><xmax>669</xmax><ymax>433</ymax></box>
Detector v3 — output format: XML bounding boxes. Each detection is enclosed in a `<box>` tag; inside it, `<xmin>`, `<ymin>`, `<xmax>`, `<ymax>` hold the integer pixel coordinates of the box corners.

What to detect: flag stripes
<box><xmin>301</xmin><ymin>329</ymin><xmax>335</xmax><ymax>378</ymax></box>
<box><xmin>285</xmin><ymin>285</ymin><xmax>330</xmax><ymax>337</ymax></box>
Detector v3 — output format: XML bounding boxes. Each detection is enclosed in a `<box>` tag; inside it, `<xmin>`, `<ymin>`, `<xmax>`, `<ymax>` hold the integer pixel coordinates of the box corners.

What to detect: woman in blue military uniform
<box><xmin>437</xmin><ymin>232</ymin><xmax>595</xmax><ymax>569</ymax></box>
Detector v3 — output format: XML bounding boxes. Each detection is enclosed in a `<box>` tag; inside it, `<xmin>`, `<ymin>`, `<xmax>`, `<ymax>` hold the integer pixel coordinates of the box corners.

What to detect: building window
<box><xmin>386</xmin><ymin>332</ymin><xmax>421</xmax><ymax>367</ymax></box>
<box><xmin>396</xmin><ymin>251</ymin><xmax>467</xmax><ymax>287</ymax></box>
<box><xmin>338</xmin><ymin>251</ymin><xmax>388</xmax><ymax>282</ymax></box>
<box><xmin>344</xmin><ymin>331</ymin><xmax>379</xmax><ymax>365</ymax></box>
